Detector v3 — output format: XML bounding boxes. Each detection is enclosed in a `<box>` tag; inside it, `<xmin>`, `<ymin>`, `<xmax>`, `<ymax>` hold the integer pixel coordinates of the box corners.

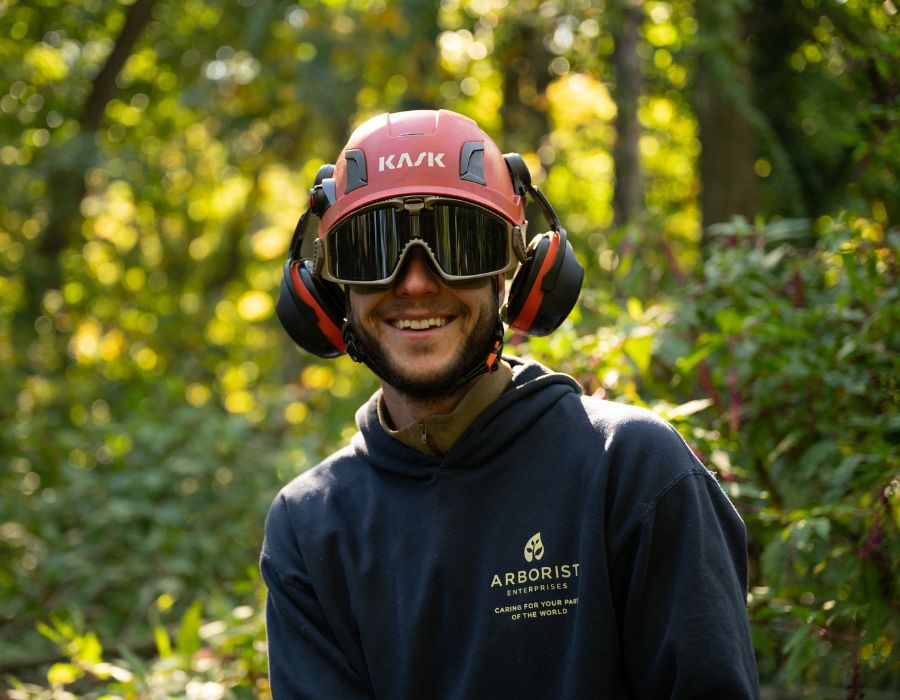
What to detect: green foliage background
<box><xmin>1</xmin><ymin>0</ymin><xmax>897</xmax><ymax>697</ymax></box>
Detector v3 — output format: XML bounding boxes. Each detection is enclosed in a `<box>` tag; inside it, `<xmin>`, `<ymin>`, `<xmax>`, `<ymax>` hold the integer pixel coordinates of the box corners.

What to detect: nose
<box><xmin>393</xmin><ymin>246</ymin><xmax>442</xmax><ymax>297</ymax></box>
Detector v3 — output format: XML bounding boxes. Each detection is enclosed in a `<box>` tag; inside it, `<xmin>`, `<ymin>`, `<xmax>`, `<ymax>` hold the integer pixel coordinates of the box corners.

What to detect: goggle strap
<box><xmin>512</xmin><ymin>224</ymin><xmax>528</xmax><ymax>263</ymax></box>
<box><xmin>312</xmin><ymin>237</ymin><xmax>326</xmax><ymax>277</ymax></box>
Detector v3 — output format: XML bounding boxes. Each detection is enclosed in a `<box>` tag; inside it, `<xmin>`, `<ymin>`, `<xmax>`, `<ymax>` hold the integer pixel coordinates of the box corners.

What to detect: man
<box><xmin>261</xmin><ymin>109</ymin><xmax>759</xmax><ymax>698</ymax></box>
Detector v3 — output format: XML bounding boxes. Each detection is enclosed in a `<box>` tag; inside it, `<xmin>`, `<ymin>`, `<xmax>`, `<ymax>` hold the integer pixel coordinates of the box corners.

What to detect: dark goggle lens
<box><xmin>328</xmin><ymin>207</ymin><xmax>407</xmax><ymax>283</ymax></box>
<box><xmin>326</xmin><ymin>203</ymin><xmax>509</xmax><ymax>282</ymax></box>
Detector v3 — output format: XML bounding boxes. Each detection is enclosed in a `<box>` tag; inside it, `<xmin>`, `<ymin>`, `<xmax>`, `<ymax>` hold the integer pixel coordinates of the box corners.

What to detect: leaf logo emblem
<box><xmin>524</xmin><ymin>532</ymin><xmax>544</xmax><ymax>562</ymax></box>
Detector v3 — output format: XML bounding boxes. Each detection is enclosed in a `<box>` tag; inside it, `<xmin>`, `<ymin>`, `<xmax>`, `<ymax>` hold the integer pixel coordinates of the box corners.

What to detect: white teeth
<box><xmin>393</xmin><ymin>317</ymin><xmax>448</xmax><ymax>330</ymax></box>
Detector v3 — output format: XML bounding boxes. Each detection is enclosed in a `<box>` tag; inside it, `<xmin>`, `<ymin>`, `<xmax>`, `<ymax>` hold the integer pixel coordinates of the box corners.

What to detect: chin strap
<box><xmin>447</xmin><ymin>315</ymin><xmax>504</xmax><ymax>391</ymax></box>
<box><xmin>342</xmin><ymin>292</ymin><xmax>373</xmax><ymax>367</ymax></box>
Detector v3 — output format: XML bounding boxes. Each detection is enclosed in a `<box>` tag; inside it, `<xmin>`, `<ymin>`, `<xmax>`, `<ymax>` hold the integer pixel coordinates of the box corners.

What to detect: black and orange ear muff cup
<box><xmin>277</xmin><ymin>258</ymin><xmax>347</xmax><ymax>358</ymax></box>
<box><xmin>276</xmin><ymin>164</ymin><xmax>349</xmax><ymax>359</ymax></box>
<box><xmin>503</xmin><ymin>228</ymin><xmax>583</xmax><ymax>336</ymax></box>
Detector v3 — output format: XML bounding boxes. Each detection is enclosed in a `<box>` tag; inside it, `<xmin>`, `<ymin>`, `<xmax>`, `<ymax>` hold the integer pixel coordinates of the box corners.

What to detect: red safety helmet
<box><xmin>314</xmin><ymin>110</ymin><xmax>526</xmax><ymax>234</ymax></box>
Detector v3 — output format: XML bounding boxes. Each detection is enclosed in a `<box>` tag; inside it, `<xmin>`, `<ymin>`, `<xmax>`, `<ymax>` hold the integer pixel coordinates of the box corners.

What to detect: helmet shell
<box><xmin>318</xmin><ymin>110</ymin><xmax>525</xmax><ymax>235</ymax></box>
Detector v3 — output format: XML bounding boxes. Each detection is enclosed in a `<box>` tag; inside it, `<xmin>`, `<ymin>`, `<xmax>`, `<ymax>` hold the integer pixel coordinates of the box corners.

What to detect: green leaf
<box><xmin>177</xmin><ymin>599</ymin><xmax>204</xmax><ymax>659</ymax></box>
<box><xmin>626</xmin><ymin>297</ymin><xmax>643</xmax><ymax>320</ymax></box>
<box><xmin>664</xmin><ymin>398</ymin><xmax>714</xmax><ymax>420</ymax></box>
<box><xmin>117</xmin><ymin>645</ymin><xmax>149</xmax><ymax>677</ymax></box>
<box><xmin>154</xmin><ymin>625</ymin><xmax>172</xmax><ymax>658</ymax></box>
<box><xmin>714</xmin><ymin>307</ymin><xmax>745</xmax><ymax>335</ymax></box>
<box><xmin>674</xmin><ymin>341</ymin><xmax>716</xmax><ymax>373</ymax></box>
<box><xmin>37</xmin><ymin>621</ymin><xmax>63</xmax><ymax>646</ymax></box>
<box><xmin>623</xmin><ymin>333</ymin><xmax>654</xmax><ymax>376</ymax></box>
<box><xmin>783</xmin><ymin>625</ymin><xmax>818</xmax><ymax>682</ymax></box>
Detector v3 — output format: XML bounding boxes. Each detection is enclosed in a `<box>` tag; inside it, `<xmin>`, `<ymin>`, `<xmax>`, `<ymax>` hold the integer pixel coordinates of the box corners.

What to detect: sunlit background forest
<box><xmin>1</xmin><ymin>0</ymin><xmax>898</xmax><ymax>697</ymax></box>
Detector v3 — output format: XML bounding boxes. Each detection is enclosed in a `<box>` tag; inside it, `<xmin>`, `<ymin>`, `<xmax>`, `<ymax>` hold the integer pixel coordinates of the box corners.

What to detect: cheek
<box><xmin>459</xmin><ymin>287</ymin><xmax>500</xmax><ymax>321</ymax></box>
<box><xmin>348</xmin><ymin>290</ymin><xmax>381</xmax><ymax>319</ymax></box>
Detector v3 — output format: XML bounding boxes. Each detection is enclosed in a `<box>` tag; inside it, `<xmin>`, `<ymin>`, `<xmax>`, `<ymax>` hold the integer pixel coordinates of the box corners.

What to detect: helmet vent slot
<box><xmin>459</xmin><ymin>141</ymin><xmax>487</xmax><ymax>185</ymax></box>
<box><xmin>344</xmin><ymin>149</ymin><xmax>368</xmax><ymax>194</ymax></box>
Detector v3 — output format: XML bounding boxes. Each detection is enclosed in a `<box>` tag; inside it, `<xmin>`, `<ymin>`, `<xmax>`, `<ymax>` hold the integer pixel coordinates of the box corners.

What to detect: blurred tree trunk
<box><xmin>493</xmin><ymin>11</ymin><xmax>554</xmax><ymax>235</ymax></box>
<box><xmin>693</xmin><ymin>0</ymin><xmax>758</xmax><ymax>247</ymax></box>
<box><xmin>498</xmin><ymin>21</ymin><xmax>552</xmax><ymax>157</ymax></box>
<box><xmin>610</xmin><ymin>0</ymin><xmax>644</xmax><ymax>228</ymax></box>
<box><xmin>397</xmin><ymin>0</ymin><xmax>444</xmax><ymax>111</ymax></box>
<box><xmin>31</xmin><ymin>0</ymin><xmax>158</xmax><ymax>312</ymax></box>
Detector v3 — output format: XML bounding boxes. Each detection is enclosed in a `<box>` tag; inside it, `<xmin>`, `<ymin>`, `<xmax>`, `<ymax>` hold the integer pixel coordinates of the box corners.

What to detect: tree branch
<box><xmin>81</xmin><ymin>0</ymin><xmax>159</xmax><ymax>133</ymax></box>
<box><xmin>34</xmin><ymin>0</ymin><xmax>159</xmax><ymax>289</ymax></box>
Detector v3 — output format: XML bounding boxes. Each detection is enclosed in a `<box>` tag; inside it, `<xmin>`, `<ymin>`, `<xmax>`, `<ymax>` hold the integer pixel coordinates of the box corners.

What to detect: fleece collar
<box><xmin>377</xmin><ymin>360</ymin><xmax>513</xmax><ymax>457</ymax></box>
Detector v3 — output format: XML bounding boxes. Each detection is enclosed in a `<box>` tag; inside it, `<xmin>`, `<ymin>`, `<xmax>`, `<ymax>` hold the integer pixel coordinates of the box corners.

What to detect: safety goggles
<box><xmin>314</xmin><ymin>196</ymin><xmax>526</xmax><ymax>286</ymax></box>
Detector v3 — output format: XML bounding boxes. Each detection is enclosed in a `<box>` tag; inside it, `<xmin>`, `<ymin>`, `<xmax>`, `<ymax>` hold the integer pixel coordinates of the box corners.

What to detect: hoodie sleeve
<box><xmin>260</xmin><ymin>493</ymin><xmax>371</xmax><ymax>700</ymax></box>
<box><xmin>611</xmin><ymin>469</ymin><xmax>759</xmax><ymax>699</ymax></box>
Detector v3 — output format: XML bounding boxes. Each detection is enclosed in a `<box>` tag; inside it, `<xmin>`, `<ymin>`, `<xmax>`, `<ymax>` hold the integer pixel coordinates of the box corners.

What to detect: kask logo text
<box><xmin>378</xmin><ymin>152</ymin><xmax>446</xmax><ymax>171</ymax></box>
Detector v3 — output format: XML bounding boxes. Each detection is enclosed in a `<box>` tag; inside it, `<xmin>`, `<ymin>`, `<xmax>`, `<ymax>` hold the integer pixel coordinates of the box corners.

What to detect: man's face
<box><xmin>348</xmin><ymin>248</ymin><xmax>504</xmax><ymax>398</ymax></box>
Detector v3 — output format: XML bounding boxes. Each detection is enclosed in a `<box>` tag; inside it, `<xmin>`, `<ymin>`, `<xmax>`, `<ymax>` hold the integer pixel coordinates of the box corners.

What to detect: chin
<box><xmin>382</xmin><ymin>362</ymin><xmax>469</xmax><ymax>399</ymax></box>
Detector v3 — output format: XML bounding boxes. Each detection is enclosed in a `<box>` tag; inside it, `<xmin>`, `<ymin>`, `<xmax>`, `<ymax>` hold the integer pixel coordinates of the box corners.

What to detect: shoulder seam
<box><xmin>610</xmin><ymin>468</ymin><xmax>714</xmax><ymax>569</ymax></box>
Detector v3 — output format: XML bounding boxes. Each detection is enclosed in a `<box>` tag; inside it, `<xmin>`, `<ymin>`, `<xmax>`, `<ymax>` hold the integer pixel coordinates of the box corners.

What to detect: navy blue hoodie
<box><xmin>261</xmin><ymin>360</ymin><xmax>759</xmax><ymax>699</ymax></box>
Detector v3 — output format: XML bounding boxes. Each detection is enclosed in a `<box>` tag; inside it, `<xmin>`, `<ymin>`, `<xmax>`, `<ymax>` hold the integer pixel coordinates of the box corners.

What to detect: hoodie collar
<box><xmin>351</xmin><ymin>357</ymin><xmax>583</xmax><ymax>478</ymax></box>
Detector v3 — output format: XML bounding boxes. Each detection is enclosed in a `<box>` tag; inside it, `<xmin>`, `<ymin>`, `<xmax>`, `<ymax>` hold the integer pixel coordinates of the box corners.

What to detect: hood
<box><xmin>350</xmin><ymin>357</ymin><xmax>583</xmax><ymax>479</ymax></box>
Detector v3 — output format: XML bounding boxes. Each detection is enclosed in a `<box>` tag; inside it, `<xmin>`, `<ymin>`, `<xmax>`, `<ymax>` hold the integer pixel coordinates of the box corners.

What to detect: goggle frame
<box><xmin>313</xmin><ymin>195</ymin><xmax>528</xmax><ymax>287</ymax></box>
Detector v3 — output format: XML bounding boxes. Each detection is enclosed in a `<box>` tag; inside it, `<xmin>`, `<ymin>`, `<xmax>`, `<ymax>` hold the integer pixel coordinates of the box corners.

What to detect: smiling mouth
<box><xmin>391</xmin><ymin>317</ymin><xmax>449</xmax><ymax>331</ymax></box>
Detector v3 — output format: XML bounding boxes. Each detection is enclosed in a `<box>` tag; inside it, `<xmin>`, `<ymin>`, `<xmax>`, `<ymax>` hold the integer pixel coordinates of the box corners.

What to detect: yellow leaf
<box><xmin>47</xmin><ymin>662</ymin><xmax>81</xmax><ymax>686</ymax></box>
<box><xmin>301</xmin><ymin>365</ymin><xmax>335</xmax><ymax>390</ymax></box>
<box><xmin>156</xmin><ymin>593</ymin><xmax>176</xmax><ymax>612</ymax></box>
<box><xmin>251</xmin><ymin>226</ymin><xmax>289</xmax><ymax>260</ymax></box>
<box><xmin>284</xmin><ymin>401</ymin><xmax>309</xmax><ymax>424</ymax></box>
<box><xmin>665</xmin><ymin>399</ymin><xmax>714</xmax><ymax>420</ymax></box>
<box><xmin>76</xmin><ymin>631</ymin><xmax>103</xmax><ymax>665</ymax></box>
<box><xmin>25</xmin><ymin>44</ymin><xmax>69</xmax><ymax>83</ymax></box>
<box><xmin>237</xmin><ymin>290</ymin><xmax>274</xmax><ymax>321</ymax></box>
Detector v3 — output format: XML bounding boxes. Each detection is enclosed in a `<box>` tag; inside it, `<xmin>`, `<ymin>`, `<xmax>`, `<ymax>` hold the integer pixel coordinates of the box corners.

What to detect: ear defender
<box><xmin>502</xmin><ymin>154</ymin><xmax>584</xmax><ymax>336</ymax></box>
<box><xmin>276</xmin><ymin>164</ymin><xmax>349</xmax><ymax>358</ymax></box>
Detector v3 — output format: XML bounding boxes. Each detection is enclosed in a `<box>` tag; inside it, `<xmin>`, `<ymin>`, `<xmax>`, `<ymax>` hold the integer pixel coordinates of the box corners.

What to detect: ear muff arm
<box><xmin>288</xmin><ymin>164</ymin><xmax>336</xmax><ymax>261</ymax></box>
<box><xmin>524</xmin><ymin>185</ymin><xmax>568</xmax><ymax>291</ymax></box>
<box><xmin>289</xmin><ymin>208</ymin><xmax>314</xmax><ymax>260</ymax></box>
<box><xmin>528</xmin><ymin>184</ymin><xmax>561</xmax><ymax>233</ymax></box>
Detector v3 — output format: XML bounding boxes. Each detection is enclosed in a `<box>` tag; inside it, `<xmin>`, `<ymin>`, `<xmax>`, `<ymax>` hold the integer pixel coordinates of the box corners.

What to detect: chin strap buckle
<box><xmin>485</xmin><ymin>338</ymin><xmax>501</xmax><ymax>373</ymax></box>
